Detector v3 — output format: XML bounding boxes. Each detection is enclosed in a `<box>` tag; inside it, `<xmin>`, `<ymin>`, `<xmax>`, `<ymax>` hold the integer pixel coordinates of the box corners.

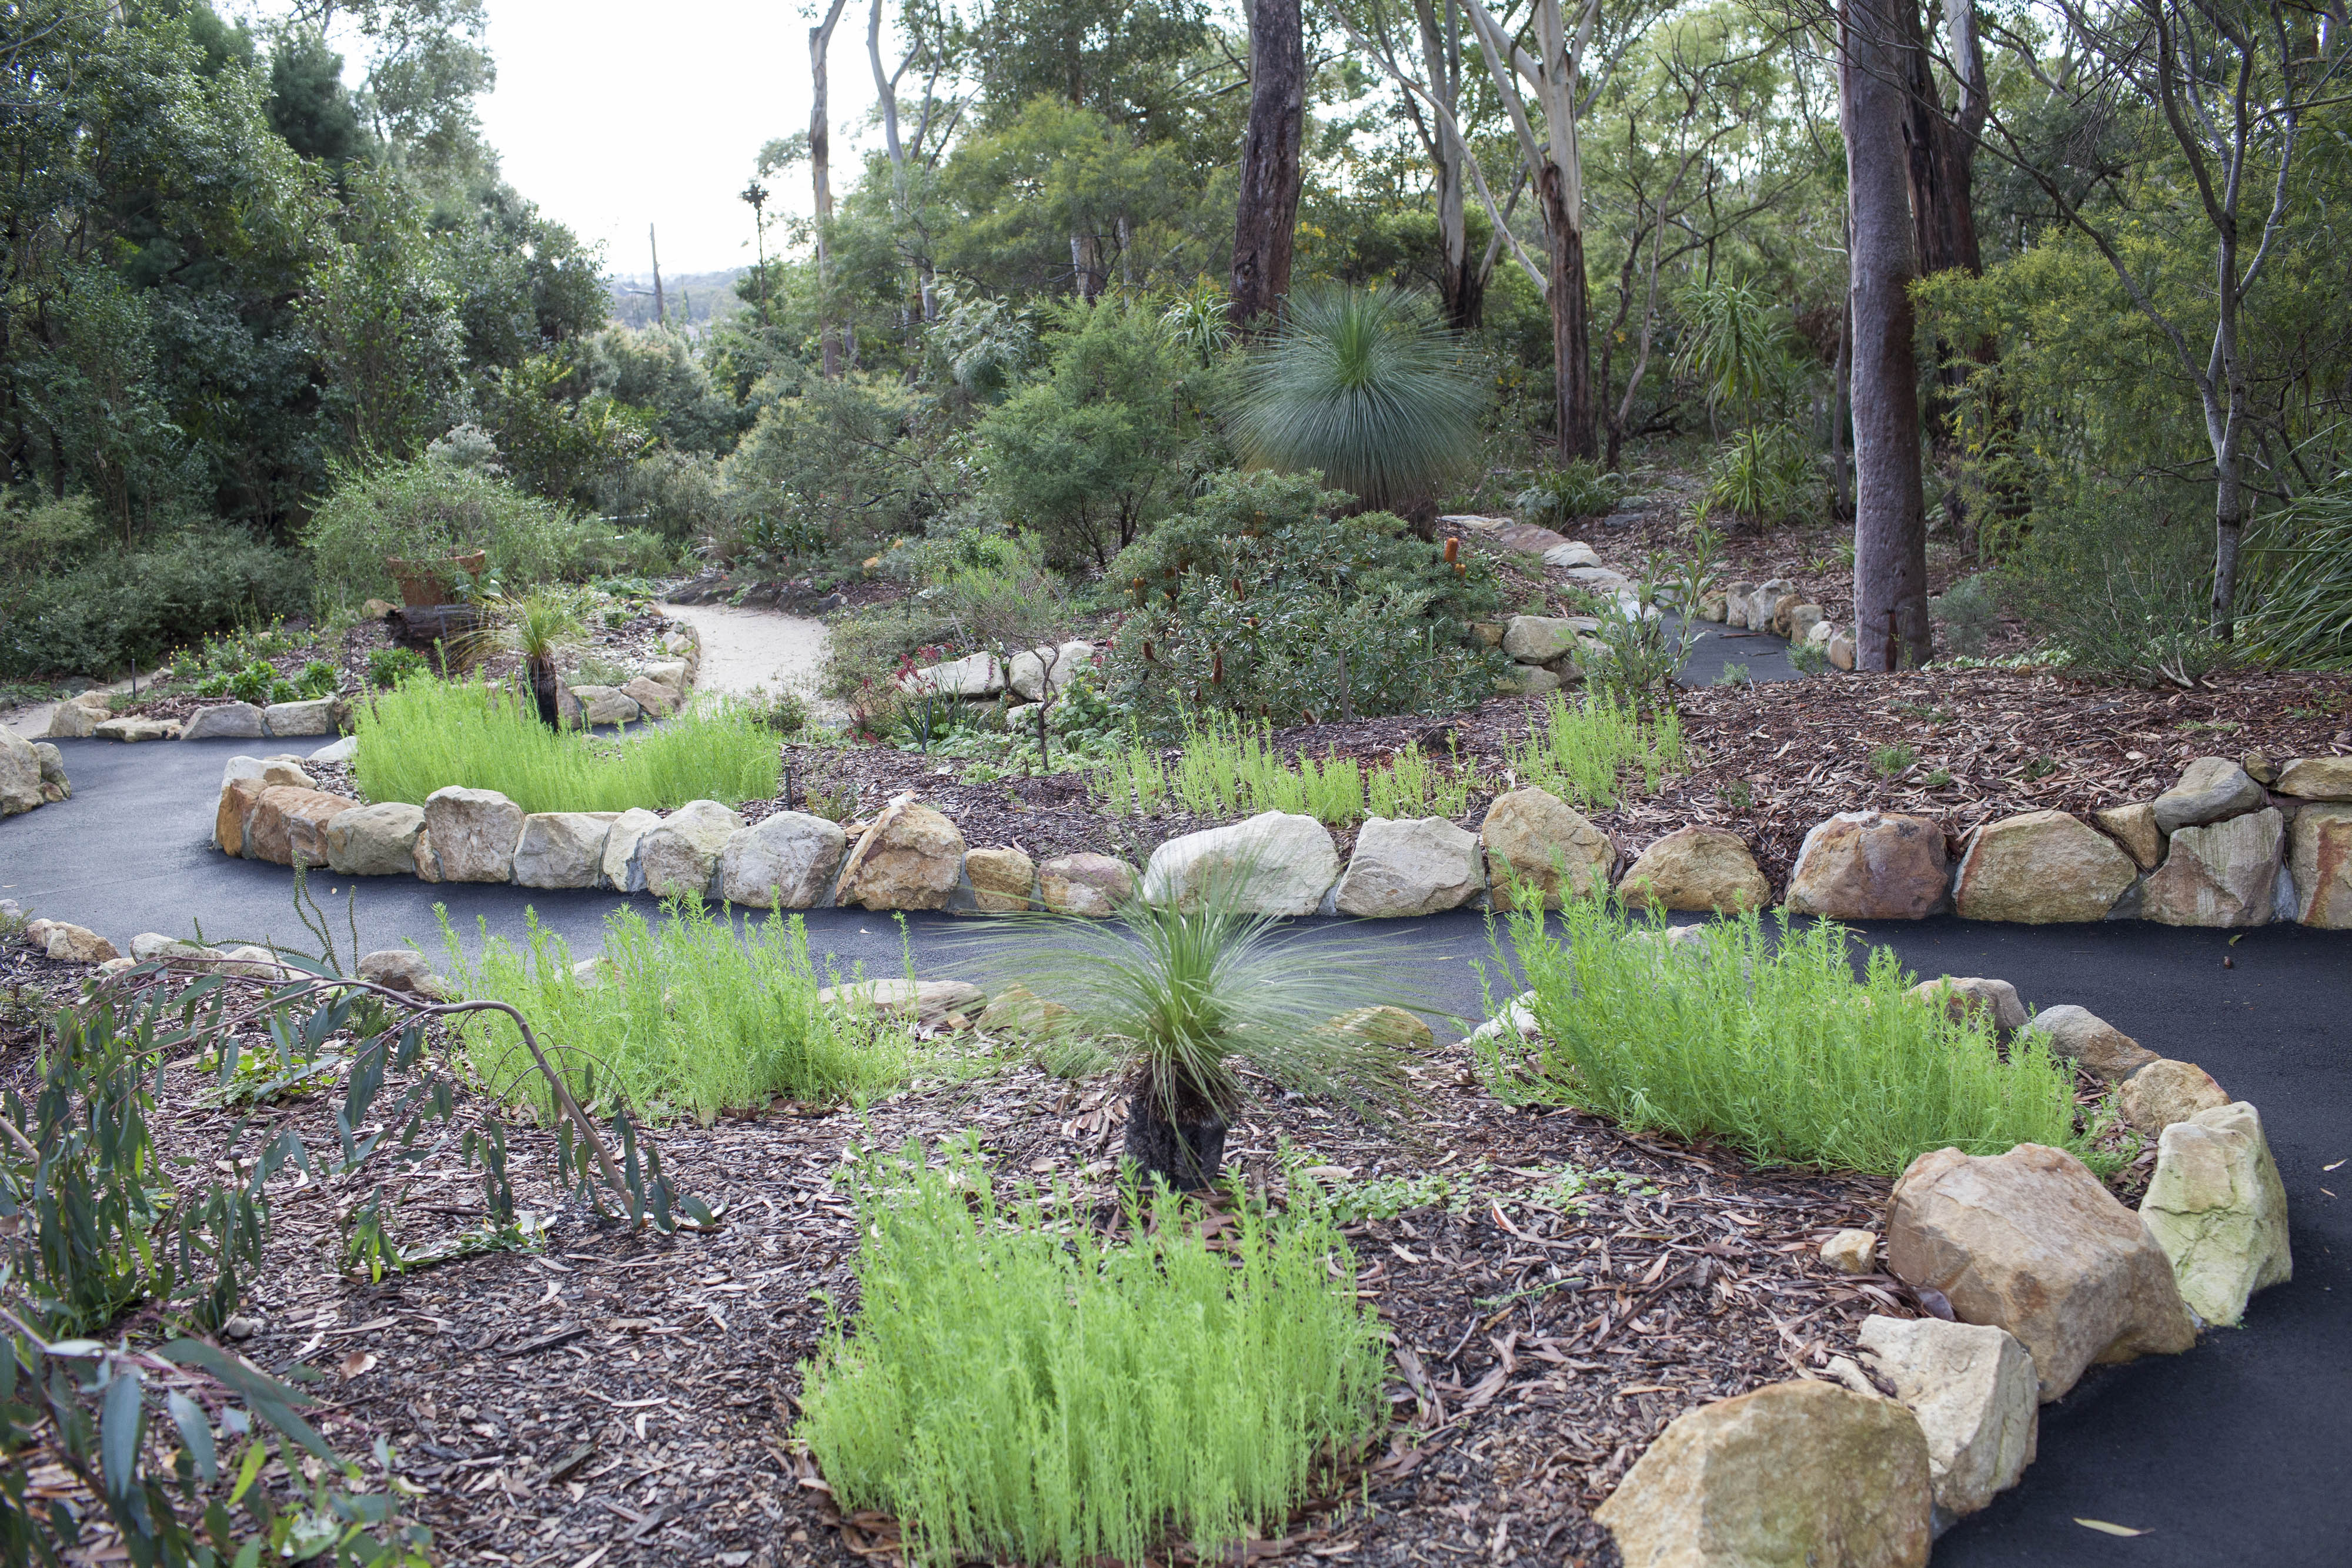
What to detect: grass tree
<box><xmin>1227</xmin><ymin>284</ymin><xmax>1485</xmax><ymax>533</ymax></box>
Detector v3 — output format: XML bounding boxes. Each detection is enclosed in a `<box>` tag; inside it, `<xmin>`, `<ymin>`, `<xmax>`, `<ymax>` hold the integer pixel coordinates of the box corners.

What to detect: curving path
<box><xmin>657</xmin><ymin>599</ymin><xmax>843</xmax><ymax>719</ymax></box>
<box><xmin>1</xmin><ymin>737</ymin><xmax>2344</xmax><ymax>1565</ymax></box>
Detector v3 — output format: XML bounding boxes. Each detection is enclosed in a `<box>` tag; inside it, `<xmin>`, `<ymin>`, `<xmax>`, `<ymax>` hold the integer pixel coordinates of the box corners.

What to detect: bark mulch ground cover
<box><xmin>2</xmin><ymin>940</ymin><xmax>1979</xmax><ymax>1568</ymax></box>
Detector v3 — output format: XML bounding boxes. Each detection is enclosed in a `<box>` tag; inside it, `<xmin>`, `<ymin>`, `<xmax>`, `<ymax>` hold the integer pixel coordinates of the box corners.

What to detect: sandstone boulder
<box><xmin>2153</xmin><ymin>756</ymin><xmax>2267</xmax><ymax>833</ymax></box>
<box><xmin>2026</xmin><ymin>1004</ymin><xmax>2158</xmax><ymax>1082</ymax></box>
<box><xmin>1334</xmin><ymin>816</ymin><xmax>1484</xmax><ymax>917</ymax></box>
<box><xmin>179</xmin><ymin>702</ymin><xmax>266</xmax><ymax>741</ymax></box>
<box><xmin>836</xmin><ymin>795</ymin><xmax>967</xmax><ymax>911</ymax></box>
<box><xmin>1330</xmin><ymin>1004</ymin><xmax>1435</xmax><ymax>1051</ymax></box>
<box><xmin>1784</xmin><ymin>811</ymin><xmax>1949</xmax><ymax>920</ymax></box>
<box><xmin>260</xmin><ymin>698</ymin><xmax>338</xmax><ymax>737</ymax></box>
<box><xmin>1142</xmin><ymin>811</ymin><xmax>1340</xmax><ymax>915</ymax></box>
<box><xmin>308</xmin><ymin>735</ymin><xmax>358</xmax><ymax>765</ymax></box>
<box><xmin>1886</xmin><ymin>1143</ymin><xmax>2196</xmax><ymax>1401</ymax></box>
<box><xmin>421</xmin><ymin>787</ymin><xmax>524</xmax><ymax>883</ymax></box>
<box><xmin>512</xmin><ymin>812</ymin><xmax>620</xmax><ymax>889</ymax></box>
<box><xmin>1495</xmin><ymin>662</ymin><xmax>1565</xmax><ymax>697</ymax></box>
<box><xmin>1856</xmin><ymin>1316</ymin><xmax>2039</xmax><ymax>1519</ymax></box>
<box><xmin>1788</xmin><ymin>604</ymin><xmax>1825</xmax><ymax>646</ymax></box>
<box><xmin>975</xmin><ymin>983</ymin><xmax>1073</xmax><ymax>1039</ymax></box>
<box><xmin>619</xmin><ymin>675</ymin><xmax>678</xmax><ymax>718</ymax></box>
<box><xmin>1906</xmin><ymin>977</ymin><xmax>2028</xmax><ymax>1037</ymax></box>
<box><xmin>1466</xmin><ymin>991</ymin><xmax>1541</xmax><ymax>1045</ymax></box>
<box><xmin>0</xmin><ymin>728</ymin><xmax>42</xmax><ymax>815</ymax></box>
<box><xmin>719</xmin><ymin>811</ymin><xmax>848</xmax><ymax>908</ymax></box>
<box><xmin>600</xmin><ymin>808</ymin><xmax>663</xmax><ymax>893</ymax></box>
<box><xmin>43</xmin><ymin>693</ymin><xmax>111</xmax><ymax>738</ymax></box>
<box><xmin>641</xmin><ymin>660</ymin><xmax>691</xmax><ymax>697</ymax></box>
<box><xmin>817</xmin><ymin>977</ymin><xmax>984</xmax><ymax>1026</ymax></box>
<box><xmin>2093</xmin><ymin>802</ymin><xmax>2164</xmax><ymax>870</ymax></box>
<box><xmin>1595</xmin><ymin>1379</ymin><xmax>1930</xmax><ymax>1568</ymax></box>
<box><xmin>1007</xmin><ymin>641</ymin><xmax>1095</xmax><ymax>701</ymax></box>
<box><xmin>246</xmin><ymin>786</ymin><xmax>359</xmax><ymax>868</ymax></box>
<box><xmin>571</xmin><ymin>686</ymin><xmax>642</xmax><ymax>726</ymax></box>
<box><xmin>2288</xmin><ymin>803</ymin><xmax>2352</xmax><ymax>927</ymax></box>
<box><xmin>324</xmin><ymin>803</ymin><xmax>427</xmax><ymax>877</ymax></box>
<box><xmin>2274</xmin><ymin>755</ymin><xmax>2352</xmax><ymax>801</ymax></box>
<box><xmin>32</xmin><ymin>741</ymin><xmax>68</xmax><ymax>802</ymax></box>
<box><xmin>1539</xmin><ymin>539</ymin><xmax>1599</xmax><ymax>569</ymax></box>
<box><xmin>93</xmin><ymin>716</ymin><xmax>176</xmax><ymax>742</ymax></box>
<box><xmin>1480</xmin><ymin>788</ymin><xmax>1615</xmax><ymax>911</ymax></box>
<box><xmin>1617</xmin><ymin>825</ymin><xmax>1769</xmax><ymax>913</ymax></box>
<box><xmin>639</xmin><ymin>800</ymin><xmax>744</xmax><ymax>898</ymax></box>
<box><xmin>131</xmin><ymin>932</ymin><xmax>225</xmax><ymax>964</ymax></box>
<box><xmin>358</xmin><ymin>948</ymin><xmax>441</xmax><ymax>998</ymax></box>
<box><xmin>1829</xmin><ymin>633</ymin><xmax>1857</xmax><ymax>671</ymax></box>
<box><xmin>2143</xmin><ymin>807</ymin><xmax>2283</xmax><ymax>927</ymax></box>
<box><xmin>2139</xmin><ymin>1101</ymin><xmax>2291</xmax><ymax>1327</ymax></box>
<box><xmin>963</xmin><ymin>845</ymin><xmax>1037</xmax><ymax>912</ymax></box>
<box><xmin>900</xmin><ymin>651</ymin><xmax>1003</xmax><ymax>697</ymax></box>
<box><xmin>1038</xmin><ymin>852</ymin><xmax>1134</xmax><ymax>916</ymax></box>
<box><xmin>1502</xmin><ymin>615</ymin><xmax>1589</xmax><ymax>664</ymax></box>
<box><xmin>2119</xmin><ymin>1057</ymin><xmax>2231</xmax><ymax>1134</ymax></box>
<box><xmin>1722</xmin><ymin>581</ymin><xmax>1756</xmax><ymax>628</ymax></box>
<box><xmin>1952</xmin><ymin>811</ymin><xmax>2136</xmax><ymax>924</ymax></box>
<box><xmin>1822</xmin><ymin>1229</ymin><xmax>1879</xmax><ymax>1275</ymax></box>
<box><xmin>43</xmin><ymin>922</ymin><xmax>120</xmax><ymax>964</ymax></box>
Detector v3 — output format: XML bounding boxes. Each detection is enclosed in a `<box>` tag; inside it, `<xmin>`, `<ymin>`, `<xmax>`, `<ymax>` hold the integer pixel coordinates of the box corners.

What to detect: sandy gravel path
<box><xmin>657</xmin><ymin>600</ymin><xmax>841</xmax><ymax>718</ymax></box>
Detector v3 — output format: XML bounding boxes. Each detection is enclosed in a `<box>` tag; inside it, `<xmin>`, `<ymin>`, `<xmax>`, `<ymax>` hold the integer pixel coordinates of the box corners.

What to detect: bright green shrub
<box><xmin>353</xmin><ymin>677</ymin><xmax>777</xmax><ymax>813</ymax></box>
<box><xmin>799</xmin><ymin>1138</ymin><xmax>1385</xmax><ymax>1568</ymax></box>
<box><xmin>1101</xmin><ymin>469</ymin><xmax>1508</xmax><ymax>735</ymax></box>
<box><xmin>441</xmin><ymin>901</ymin><xmax>921</xmax><ymax>1123</ymax></box>
<box><xmin>1485</xmin><ymin>897</ymin><xmax>2092</xmax><ymax>1175</ymax></box>
<box><xmin>1501</xmin><ymin>691</ymin><xmax>1686</xmax><ymax>810</ymax></box>
<box><xmin>0</xmin><ymin>528</ymin><xmax>310</xmax><ymax>680</ymax></box>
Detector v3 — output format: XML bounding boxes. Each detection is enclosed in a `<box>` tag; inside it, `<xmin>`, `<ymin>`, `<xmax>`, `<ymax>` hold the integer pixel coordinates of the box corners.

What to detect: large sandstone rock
<box><xmin>1595</xmin><ymin>1379</ymin><xmax>1930</xmax><ymax>1568</ymax></box>
<box><xmin>2153</xmin><ymin>756</ymin><xmax>2267</xmax><ymax>833</ymax></box>
<box><xmin>43</xmin><ymin>922</ymin><xmax>121</xmax><ymax>964</ymax></box>
<box><xmin>900</xmin><ymin>651</ymin><xmax>1003</xmax><ymax>697</ymax></box>
<box><xmin>1495</xmin><ymin>662</ymin><xmax>1565</xmax><ymax>697</ymax></box>
<box><xmin>1886</xmin><ymin>1143</ymin><xmax>2196</xmax><ymax>1401</ymax></box>
<box><xmin>1334</xmin><ymin>816</ymin><xmax>1484</xmax><ymax>917</ymax></box>
<box><xmin>1330</xmin><ymin>1004</ymin><xmax>1435</xmax><ymax>1051</ymax></box>
<box><xmin>620</xmin><ymin>675</ymin><xmax>679</xmax><ymax>718</ymax></box>
<box><xmin>1906</xmin><ymin>977</ymin><xmax>2027</xmax><ymax>1037</ymax></box>
<box><xmin>1479</xmin><ymin>788</ymin><xmax>1615</xmax><ymax>911</ymax></box>
<box><xmin>1142</xmin><ymin>811</ymin><xmax>1341</xmax><ymax>915</ymax></box>
<box><xmin>260</xmin><ymin>697</ymin><xmax>338</xmax><ymax>737</ymax></box>
<box><xmin>324</xmin><ymin>803</ymin><xmax>427</xmax><ymax>877</ymax></box>
<box><xmin>976</xmin><ymin>983</ymin><xmax>1073</xmax><ymax>1039</ymax></box>
<box><xmin>358</xmin><ymin>948</ymin><xmax>442</xmax><ymax>998</ymax></box>
<box><xmin>600</xmin><ymin>808</ymin><xmax>663</xmax><ymax>893</ymax></box>
<box><xmin>1617</xmin><ymin>825</ymin><xmax>1769</xmax><ymax>913</ymax></box>
<box><xmin>2139</xmin><ymin>1101</ymin><xmax>2291</xmax><ymax>1327</ymax></box>
<box><xmin>130</xmin><ymin>932</ymin><xmax>227</xmax><ymax>965</ymax></box>
<box><xmin>1856</xmin><ymin>1316</ymin><xmax>2039</xmax><ymax>1519</ymax></box>
<box><xmin>43</xmin><ymin>693</ymin><xmax>111</xmax><ymax>738</ymax></box>
<box><xmin>1038</xmin><ymin>852</ymin><xmax>1134</xmax><ymax>916</ymax></box>
<box><xmin>0</xmin><ymin>728</ymin><xmax>42</xmax><ymax>815</ymax></box>
<box><xmin>570</xmin><ymin>686</ymin><xmax>642</xmax><ymax>726</ymax></box>
<box><xmin>1783</xmin><ymin>811</ymin><xmax>1949</xmax><ymax>920</ymax></box>
<box><xmin>1952</xmin><ymin>811</ymin><xmax>2136</xmax><ymax>924</ymax></box>
<box><xmin>641</xmin><ymin>659</ymin><xmax>691</xmax><ymax>697</ymax></box>
<box><xmin>2288</xmin><ymin>803</ymin><xmax>2352</xmax><ymax>927</ymax></box>
<box><xmin>512</xmin><ymin>812</ymin><xmax>619</xmax><ymax>889</ymax></box>
<box><xmin>246</xmin><ymin>786</ymin><xmax>359</xmax><ymax>867</ymax></box>
<box><xmin>32</xmin><ymin>741</ymin><xmax>68</xmax><ymax>802</ymax></box>
<box><xmin>2093</xmin><ymin>802</ymin><xmax>2164</xmax><ymax>870</ymax></box>
<box><xmin>2274</xmin><ymin>755</ymin><xmax>2352</xmax><ymax>801</ymax></box>
<box><xmin>92</xmin><ymin>716</ymin><xmax>177</xmax><ymax>742</ymax></box>
<box><xmin>2118</xmin><ymin>1057</ymin><xmax>2231</xmax><ymax>1134</ymax></box>
<box><xmin>639</xmin><ymin>800</ymin><xmax>743</xmax><ymax>899</ymax></box>
<box><xmin>816</xmin><ymin>977</ymin><xmax>984</xmax><ymax>1025</ymax></box>
<box><xmin>2142</xmin><ymin>807</ymin><xmax>2283</xmax><ymax>927</ymax></box>
<box><xmin>421</xmin><ymin>787</ymin><xmax>524</xmax><ymax>883</ymax></box>
<box><xmin>837</xmin><ymin>795</ymin><xmax>968</xmax><ymax>911</ymax></box>
<box><xmin>179</xmin><ymin>702</ymin><xmax>266</xmax><ymax>741</ymax></box>
<box><xmin>2026</xmin><ymin>1004</ymin><xmax>2158</xmax><ymax>1082</ymax></box>
<box><xmin>1822</xmin><ymin>1230</ymin><xmax>1879</xmax><ymax>1275</ymax></box>
<box><xmin>1007</xmin><ymin>641</ymin><xmax>1095</xmax><ymax>701</ymax></box>
<box><xmin>719</xmin><ymin>811</ymin><xmax>848</xmax><ymax>908</ymax></box>
<box><xmin>964</xmin><ymin>845</ymin><xmax>1037</xmax><ymax>912</ymax></box>
<box><xmin>1541</xmin><ymin>539</ymin><xmax>1599</xmax><ymax>569</ymax></box>
<box><xmin>1502</xmin><ymin>615</ymin><xmax>1591</xmax><ymax>664</ymax></box>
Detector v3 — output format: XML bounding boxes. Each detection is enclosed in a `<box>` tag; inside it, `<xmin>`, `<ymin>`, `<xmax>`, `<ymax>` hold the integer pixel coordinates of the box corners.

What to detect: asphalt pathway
<box><xmin>4</xmin><ymin>736</ymin><xmax>2344</xmax><ymax>1564</ymax></box>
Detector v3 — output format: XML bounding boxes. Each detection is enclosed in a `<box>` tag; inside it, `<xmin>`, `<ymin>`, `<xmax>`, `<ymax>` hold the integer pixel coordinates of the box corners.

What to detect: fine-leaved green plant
<box><xmin>1500</xmin><ymin>692</ymin><xmax>1686</xmax><ymax>810</ymax></box>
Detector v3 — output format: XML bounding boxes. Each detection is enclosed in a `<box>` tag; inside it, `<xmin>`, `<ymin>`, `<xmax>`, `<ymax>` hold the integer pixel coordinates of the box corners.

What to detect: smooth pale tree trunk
<box><xmin>810</xmin><ymin>0</ymin><xmax>851</xmax><ymax>379</ymax></box>
<box><xmin>1230</xmin><ymin>0</ymin><xmax>1305</xmax><ymax>327</ymax></box>
<box><xmin>1412</xmin><ymin>0</ymin><xmax>1479</xmax><ymax>329</ymax></box>
<box><xmin>649</xmin><ymin>225</ymin><xmax>666</xmax><ymax>326</ymax></box>
<box><xmin>1840</xmin><ymin>0</ymin><xmax>1930</xmax><ymax>670</ymax></box>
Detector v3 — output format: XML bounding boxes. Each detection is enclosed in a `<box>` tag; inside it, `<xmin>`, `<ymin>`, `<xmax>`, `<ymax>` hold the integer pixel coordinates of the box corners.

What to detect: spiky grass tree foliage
<box><xmin>967</xmin><ymin>878</ymin><xmax>1415</xmax><ymax>1187</ymax></box>
<box><xmin>1228</xmin><ymin>285</ymin><xmax>1486</xmax><ymax>520</ymax></box>
<box><xmin>2243</xmin><ymin>472</ymin><xmax>2352</xmax><ymax>670</ymax></box>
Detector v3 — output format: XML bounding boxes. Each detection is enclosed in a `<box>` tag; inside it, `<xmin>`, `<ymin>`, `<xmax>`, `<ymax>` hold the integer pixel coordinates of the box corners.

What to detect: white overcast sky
<box><xmin>242</xmin><ymin>0</ymin><xmax>880</xmax><ymax>276</ymax></box>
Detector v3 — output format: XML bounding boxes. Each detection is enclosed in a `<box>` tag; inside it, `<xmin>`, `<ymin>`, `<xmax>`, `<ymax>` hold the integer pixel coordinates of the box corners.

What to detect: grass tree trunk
<box><xmin>1842</xmin><ymin>0</ymin><xmax>1931</xmax><ymax>671</ymax></box>
<box><xmin>810</xmin><ymin>0</ymin><xmax>851</xmax><ymax>379</ymax></box>
<box><xmin>1230</xmin><ymin>0</ymin><xmax>1305</xmax><ymax>329</ymax></box>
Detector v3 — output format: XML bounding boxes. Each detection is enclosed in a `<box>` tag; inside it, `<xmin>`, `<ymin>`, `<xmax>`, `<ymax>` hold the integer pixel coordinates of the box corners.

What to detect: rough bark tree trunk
<box><xmin>1841</xmin><ymin>0</ymin><xmax>1931</xmax><ymax>670</ymax></box>
<box><xmin>810</xmin><ymin>0</ymin><xmax>851</xmax><ymax>379</ymax></box>
<box><xmin>1230</xmin><ymin>0</ymin><xmax>1306</xmax><ymax>328</ymax></box>
<box><xmin>1540</xmin><ymin>168</ymin><xmax>1596</xmax><ymax>462</ymax></box>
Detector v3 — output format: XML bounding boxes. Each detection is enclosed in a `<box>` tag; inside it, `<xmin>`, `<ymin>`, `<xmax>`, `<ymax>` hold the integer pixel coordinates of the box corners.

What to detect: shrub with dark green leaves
<box><xmin>0</xmin><ymin>529</ymin><xmax>312</xmax><ymax>680</ymax></box>
<box><xmin>1100</xmin><ymin>470</ymin><xmax>1508</xmax><ymax>734</ymax></box>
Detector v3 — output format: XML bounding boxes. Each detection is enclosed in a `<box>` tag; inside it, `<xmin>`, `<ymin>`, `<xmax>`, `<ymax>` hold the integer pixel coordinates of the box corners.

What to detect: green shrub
<box><xmin>1101</xmin><ymin>470</ymin><xmax>1507</xmax><ymax>735</ymax></box>
<box><xmin>1699</xmin><ymin>421</ymin><xmax>1816</xmax><ymax>526</ymax></box>
<box><xmin>798</xmin><ymin>1138</ymin><xmax>1385</xmax><ymax>1568</ymax></box>
<box><xmin>0</xmin><ymin>529</ymin><xmax>310</xmax><ymax>679</ymax></box>
<box><xmin>1999</xmin><ymin>494</ymin><xmax>2231</xmax><ymax>685</ymax></box>
<box><xmin>1500</xmin><ymin>692</ymin><xmax>1686</xmax><ymax>810</ymax></box>
<box><xmin>1098</xmin><ymin>718</ymin><xmax>1473</xmax><ymax>825</ymax></box>
<box><xmin>1514</xmin><ymin>460</ymin><xmax>1626</xmax><ymax>528</ymax></box>
<box><xmin>1482</xmin><ymin>897</ymin><xmax>2093</xmax><ymax>1175</ymax></box>
<box><xmin>368</xmin><ymin>646</ymin><xmax>430</xmax><ymax>687</ymax></box>
<box><xmin>2241</xmin><ymin>470</ymin><xmax>2352</xmax><ymax>670</ymax></box>
<box><xmin>441</xmin><ymin>901</ymin><xmax>924</xmax><ymax>1124</ymax></box>
<box><xmin>1930</xmin><ymin>574</ymin><xmax>2002</xmax><ymax>657</ymax></box>
<box><xmin>354</xmin><ymin>677</ymin><xmax>778</xmax><ymax>814</ymax></box>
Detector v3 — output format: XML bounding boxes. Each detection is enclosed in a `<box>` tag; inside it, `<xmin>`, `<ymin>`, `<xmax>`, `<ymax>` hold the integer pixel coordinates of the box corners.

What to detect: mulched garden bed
<box><xmin>0</xmin><ymin>943</ymin><xmax>1983</xmax><ymax>1568</ymax></box>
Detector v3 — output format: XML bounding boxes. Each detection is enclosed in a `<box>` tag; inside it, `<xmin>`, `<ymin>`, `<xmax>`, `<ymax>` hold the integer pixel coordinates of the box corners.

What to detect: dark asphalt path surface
<box><xmin>5</xmin><ymin>736</ymin><xmax>2345</xmax><ymax>1564</ymax></box>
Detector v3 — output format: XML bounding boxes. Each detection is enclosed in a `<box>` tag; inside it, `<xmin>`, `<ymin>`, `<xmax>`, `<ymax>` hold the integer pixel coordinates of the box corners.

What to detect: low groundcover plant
<box><xmin>1482</xmin><ymin>895</ymin><xmax>2092</xmax><ymax>1176</ymax></box>
<box><xmin>797</xmin><ymin>1136</ymin><xmax>1387</xmax><ymax>1568</ymax></box>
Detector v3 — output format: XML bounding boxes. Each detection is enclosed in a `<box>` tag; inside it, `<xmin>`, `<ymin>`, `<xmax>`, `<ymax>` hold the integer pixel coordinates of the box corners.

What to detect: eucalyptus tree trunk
<box><xmin>810</xmin><ymin>0</ymin><xmax>851</xmax><ymax>378</ymax></box>
<box><xmin>1230</xmin><ymin>0</ymin><xmax>1305</xmax><ymax>328</ymax></box>
<box><xmin>1840</xmin><ymin>0</ymin><xmax>1930</xmax><ymax>671</ymax></box>
<box><xmin>1412</xmin><ymin>0</ymin><xmax>1480</xmax><ymax>329</ymax></box>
